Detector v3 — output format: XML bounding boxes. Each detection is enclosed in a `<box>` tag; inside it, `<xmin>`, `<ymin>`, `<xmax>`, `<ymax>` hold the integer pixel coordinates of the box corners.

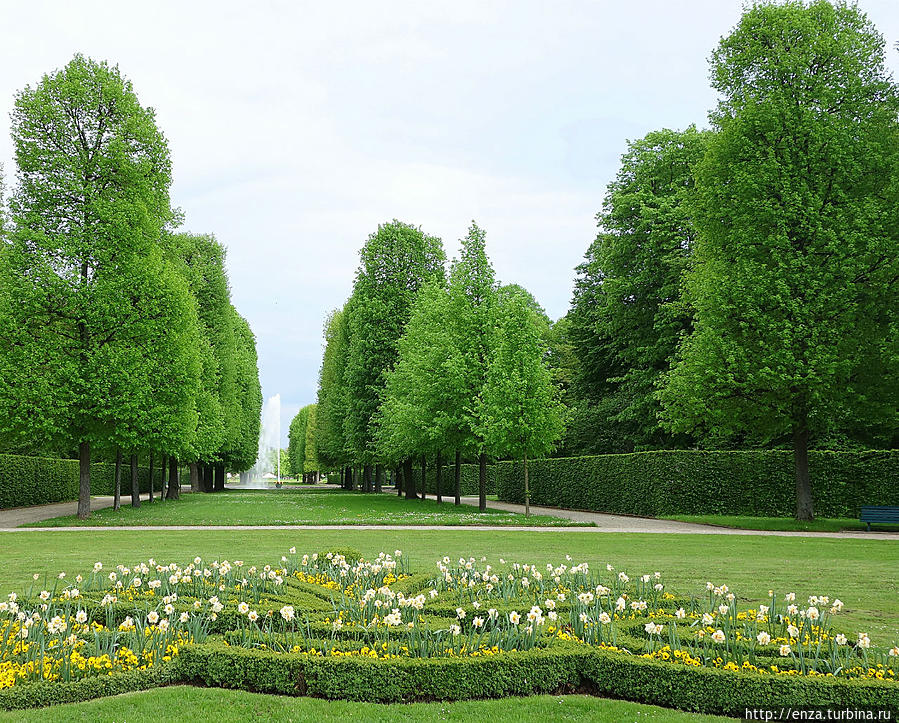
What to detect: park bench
<box><xmin>859</xmin><ymin>506</ymin><xmax>899</xmax><ymax>531</ymax></box>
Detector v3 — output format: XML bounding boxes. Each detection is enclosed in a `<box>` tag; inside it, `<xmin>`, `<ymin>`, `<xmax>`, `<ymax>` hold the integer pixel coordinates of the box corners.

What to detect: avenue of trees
<box><xmin>0</xmin><ymin>55</ymin><xmax>262</xmax><ymax>517</ymax></box>
<box><xmin>295</xmin><ymin>1</ymin><xmax>899</xmax><ymax>521</ymax></box>
<box><xmin>293</xmin><ymin>220</ymin><xmax>566</xmax><ymax>512</ymax></box>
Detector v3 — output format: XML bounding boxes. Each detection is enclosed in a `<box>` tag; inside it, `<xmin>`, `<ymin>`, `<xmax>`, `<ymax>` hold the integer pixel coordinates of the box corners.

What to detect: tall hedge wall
<box><xmin>0</xmin><ymin>454</ymin><xmax>157</xmax><ymax>509</ymax></box>
<box><xmin>495</xmin><ymin>450</ymin><xmax>899</xmax><ymax>518</ymax></box>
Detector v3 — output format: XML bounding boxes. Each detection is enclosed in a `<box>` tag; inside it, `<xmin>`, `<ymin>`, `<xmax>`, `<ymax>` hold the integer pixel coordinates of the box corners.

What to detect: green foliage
<box><xmin>0</xmin><ymin>55</ymin><xmax>193</xmax><ymax>459</ymax></box>
<box><xmin>343</xmin><ymin>221</ymin><xmax>445</xmax><ymax>464</ymax></box>
<box><xmin>568</xmin><ymin>127</ymin><xmax>708</xmax><ymax>451</ymax></box>
<box><xmin>303</xmin><ymin>404</ymin><xmax>319</xmax><ymax>473</ymax></box>
<box><xmin>445</xmin><ymin>221</ymin><xmax>498</xmax><ymax>458</ymax></box>
<box><xmin>227</xmin><ymin>311</ymin><xmax>263</xmax><ymax>472</ymax></box>
<box><xmin>481</xmin><ymin>287</ymin><xmax>566</xmax><ymax>462</ymax></box>
<box><xmin>288</xmin><ymin>407</ymin><xmax>310</xmax><ymax>476</ymax></box>
<box><xmin>376</xmin><ymin>280</ymin><xmax>457</xmax><ymax>464</ymax></box>
<box><xmin>494</xmin><ymin>450</ymin><xmax>899</xmax><ymax>518</ymax></box>
<box><xmin>315</xmin><ymin>308</ymin><xmax>351</xmax><ymax>470</ymax></box>
<box><xmin>659</xmin><ymin>1</ymin><xmax>899</xmax><ymax>517</ymax></box>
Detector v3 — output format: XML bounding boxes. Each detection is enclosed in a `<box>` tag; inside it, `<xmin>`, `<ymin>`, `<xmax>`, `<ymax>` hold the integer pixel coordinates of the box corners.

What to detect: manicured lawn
<box><xmin>0</xmin><ymin>528</ymin><xmax>896</xmax><ymax>638</ymax></box>
<box><xmin>663</xmin><ymin>514</ymin><xmax>899</xmax><ymax>533</ymax></box>
<box><xmin>0</xmin><ymin>687</ymin><xmax>730</xmax><ymax>722</ymax></box>
<box><xmin>29</xmin><ymin>487</ymin><xmax>580</xmax><ymax>528</ymax></box>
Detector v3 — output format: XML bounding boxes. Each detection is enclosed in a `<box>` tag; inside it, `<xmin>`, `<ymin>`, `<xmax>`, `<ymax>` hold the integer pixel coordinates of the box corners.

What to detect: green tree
<box><xmin>481</xmin><ymin>288</ymin><xmax>566</xmax><ymax>516</ymax></box>
<box><xmin>227</xmin><ymin>310</ymin><xmax>262</xmax><ymax>475</ymax></box>
<box><xmin>315</xmin><ymin>307</ymin><xmax>351</xmax><ymax>475</ymax></box>
<box><xmin>303</xmin><ymin>404</ymin><xmax>319</xmax><ymax>480</ymax></box>
<box><xmin>376</xmin><ymin>279</ymin><xmax>460</xmax><ymax>500</ymax></box>
<box><xmin>343</xmin><ymin>220</ymin><xmax>444</xmax><ymax>491</ymax></box>
<box><xmin>288</xmin><ymin>406</ymin><xmax>309</xmax><ymax>477</ymax></box>
<box><xmin>446</xmin><ymin>221</ymin><xmax>498</xmax><ymax>511</ymax></box>
<box><xmin>660</xmin><ymin>1</ymin><xmax>899</xmax><ymax>520</ymax></box>
<box><xmin>0</xmin><ymin>55</ymin><xmax>184</xmax><ymax>518</ymax></box>
<box><xmin>568</xmin><ymin>127</ymin><xmax>708</xmax><ymax>451</ymax></box>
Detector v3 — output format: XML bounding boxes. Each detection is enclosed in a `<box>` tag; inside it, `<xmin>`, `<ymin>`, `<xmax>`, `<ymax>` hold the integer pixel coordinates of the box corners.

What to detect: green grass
<box><xmin>0</xmin><ymin>687</ymin><xmax>730</xmax><ymax>722</ymax></box>
<box><xmin>0</xmin><ymin>528</ymin><xmax>896</xmax><ymax>638</ymax></box>
<box><xmin>662</xmin><ymin>514</ymin><xmax>899</xmax><ymax>533</ymax></box>
<box><xmin>29</xmin><ymin>487</ymin><xmax>582</xmax><ymax>528</ymax></box>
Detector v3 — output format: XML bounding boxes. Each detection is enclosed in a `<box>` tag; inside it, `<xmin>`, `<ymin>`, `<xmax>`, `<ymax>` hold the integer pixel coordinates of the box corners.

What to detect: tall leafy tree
<box><xmin>0</xmin><ymin>55</ymin><xmax>184</xmax><ymax>518</ymax></box>
<box><xmin>343</xmin><ymin>220</ymin><xmax>444</xmax><ymax>485</ymax></box>
<box><xmin>288</xmin><ymin>406</ymin><xmax>309</xmax><ymax>478</ymax></box>
<box><xmin>568</xmin><ymin>127</ymin><xmax>708</xmax><ymax>451</ymax></box>
<box><xmin>446</xmin><ymin>221</ymin><xmax>498</xmax><ymax>511</ymax></box>
<box><xmin>660</xmin><ymin>1</ymin><xmax>899</xmax><ymax>520</ymax></box>
<box><xmin>315</xmin><ymin>307</ymin><xmax>351</xmax><ymax>474</ymax></box>
<box><xmin>303</xmin><ymin>404</ymin><xmax>319</xmax><ymax>481</ymax></box>
<box><xmin>481</xmin><ymin>287</ymin><xmax>566</xmax><ymax>516</ymax></box>
<box><xmin>228</xmin><ymin>310</ymin><xmax>262</xmax><ymax>475</ymax></box>
<box><xmin>376</xmin><ymin>280</ymin><xmax>459</xmax><ymax>498</ymax></box>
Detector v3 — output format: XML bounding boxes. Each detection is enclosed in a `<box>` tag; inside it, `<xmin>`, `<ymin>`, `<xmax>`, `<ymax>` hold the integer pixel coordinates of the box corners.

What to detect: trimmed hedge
<box><xmin>0</xmin><ymin>453</ymin><xmax>157</xmax><ymax>509</ymax></box>
<box><xmin>494</xmin><ymin>450</ymin><xmax>899</xmax><ymax>518</ymax></box>
<box><xmin>176</xmin><ymin>642</ymin><xmax>899</xmax><ymax>716</ymax></box>
<box><xmin>0</xmin><ymin>663</ymin><xmax>180</xmax><ymax>711</ymax></box>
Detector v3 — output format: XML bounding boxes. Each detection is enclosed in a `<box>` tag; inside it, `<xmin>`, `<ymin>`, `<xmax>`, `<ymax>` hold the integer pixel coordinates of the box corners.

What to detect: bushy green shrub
<box><xmin>494</xmin><ymin>450</ymin><xmax>899</xmax><ymax>518</ymax></box>
<box><xmin>0</xmin><ymin>453</ymin><xmax>156</xmax><ymax>509</ymax></box>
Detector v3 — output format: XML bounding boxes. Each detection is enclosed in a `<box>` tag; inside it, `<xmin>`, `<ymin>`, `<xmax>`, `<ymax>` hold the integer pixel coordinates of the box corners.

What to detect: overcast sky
<box><xmin>2</xmin><ymin>1</ymin><xmax>898</xmax><ymax>446</ymax></box>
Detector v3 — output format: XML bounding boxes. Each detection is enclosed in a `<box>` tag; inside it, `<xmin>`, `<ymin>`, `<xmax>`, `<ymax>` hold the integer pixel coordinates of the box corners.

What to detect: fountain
<box><xmin>232</xmin><ymin>394</ymin><xmax>281</xmax><ymax>489</ymax></box>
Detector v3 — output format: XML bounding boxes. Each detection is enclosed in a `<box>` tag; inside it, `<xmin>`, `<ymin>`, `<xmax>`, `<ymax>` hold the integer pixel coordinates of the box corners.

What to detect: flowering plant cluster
<box><xmin>2</xmin><ymin>550</ymin><xmax>897</xmax><ymax>695</ymax></box>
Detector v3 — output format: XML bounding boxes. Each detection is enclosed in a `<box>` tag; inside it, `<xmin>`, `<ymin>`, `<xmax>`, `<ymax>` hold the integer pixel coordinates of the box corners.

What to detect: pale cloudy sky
<box><xmin>2</xmin><ymin>1</ymin><xmax>898</xmax><ymax>445</ymax></box>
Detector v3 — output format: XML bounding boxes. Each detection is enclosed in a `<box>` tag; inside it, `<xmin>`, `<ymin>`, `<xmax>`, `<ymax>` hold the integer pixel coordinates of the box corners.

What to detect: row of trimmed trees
<box><xmin>292</xmin><ymin>220</ymin><xmax>565</xmax><ymax>513</ymax></box>
<box><xmin>557</xmin><ymin>0</ymin><xmax>899</xmax><ymax>520</ymax></box>
<box><xmin>0</xmin><ymin>55</ymin><xmax>262</xmax><ymax>518</ymax></box>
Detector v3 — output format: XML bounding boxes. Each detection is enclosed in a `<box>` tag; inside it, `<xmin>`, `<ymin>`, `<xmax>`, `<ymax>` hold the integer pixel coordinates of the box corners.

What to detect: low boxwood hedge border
<box><xmin>3</xmin><ymin>641</ymin><xmax>897</xmax><ymax>714</ymax></box>
<box><xmin>177</xmin><ymin>641</ymin><xmax>899</xmax><ymax>715</ymax></box>
<box><xmin>0</xmin><ymin>662</ymin><xmax>180</xmax><ymax>711</ymax></box>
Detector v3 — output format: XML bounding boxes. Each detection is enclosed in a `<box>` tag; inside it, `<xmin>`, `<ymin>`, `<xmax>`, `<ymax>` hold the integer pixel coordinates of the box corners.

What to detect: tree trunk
<box><xmin>793</xmin><ymin>421</ymin><xmax>814</xmax><ymax>521</ymax></box>
<box><xmin>130</xmin><ymin>453</ymin><xmax>140</xmax><ymax>508</ymax></box>
<box><xmin>190</xmin><ymin>463</ymin><xmax>200</xmax><ymax>492</ymax></box>
<box><xmin>215</xmin><ymin>463</ymin><xmax>225</xmax><ymax>491</ymax></box>
<box><xmin>404</xmin><ymin>458</ymin><xmax>416</xmax><ymax>499</ymax></box>
<box><xmin>420</xmin><ymin>454</ymin><xmax>427</xmax><ymax>501</ymax></box>
<box><xmin>148</xmin><ymin>452</ymin><xmax>154</xmax><ymax>503</ymax></box>
<box><xmin>166</xmin><ymin>457</ymin><xmax>179</xmax><ymax>500</ymax></box>
<box><xmin>454</xmin><ymin>449</ymin><xmax>461</xmax><ymax>505</ymax></box>
<box><xmin>160</xmin><ymin>455</ymin><xmax>168</xmax><ymax>501</ymax></box>
<box><xmin>113</xmin><ymin>449</ymin><xmax>122</xmax><ymax>511</ymax></box>
<box><xmin>77</xmin><ymin>441</ymin><xmax>90</xmax><ymax>519</ymax></box>
<box><xmin>375</xmin><ymin>463</ymin><xmax>383</xmax><ymax>493</ymax></box>
<box><xmin>478</xmin><ymin>452</ymin><xmax>487</xmax><ymax>512</ymax></box>
<box><xmin>524</xmin><ymin>452</ymin><xmax>529</xmax><ymax>518</ymax></box>
<box><xmin>363</xmin><ymin>464</ymin><xmax>372</xmax><ymax>493</ymax></box>
<box><xmin>395</xmin><ymin>466</ymin><xmax>403</xmax><ymax>496</ymax></box>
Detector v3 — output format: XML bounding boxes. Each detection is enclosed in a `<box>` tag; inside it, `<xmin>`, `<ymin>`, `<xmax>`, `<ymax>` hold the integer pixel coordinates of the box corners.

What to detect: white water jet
<box><xmin>235</xmin><ymin>394</ymin><xmax>281</xmax><ymax>488</ymax></box>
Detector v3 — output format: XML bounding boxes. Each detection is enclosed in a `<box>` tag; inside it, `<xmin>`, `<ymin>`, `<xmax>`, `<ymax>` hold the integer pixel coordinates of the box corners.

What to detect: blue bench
<box><xmin>859</xmin><ymin>506</ymin><xmax>899</xmax><ymax>531</ymax></box>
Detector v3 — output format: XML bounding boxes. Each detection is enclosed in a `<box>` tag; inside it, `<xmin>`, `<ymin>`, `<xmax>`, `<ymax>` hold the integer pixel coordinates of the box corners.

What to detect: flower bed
<box><xmin>1</xmin><ymin>549</ymin><xmax>897</xmax><ymax>714</ymax></box>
